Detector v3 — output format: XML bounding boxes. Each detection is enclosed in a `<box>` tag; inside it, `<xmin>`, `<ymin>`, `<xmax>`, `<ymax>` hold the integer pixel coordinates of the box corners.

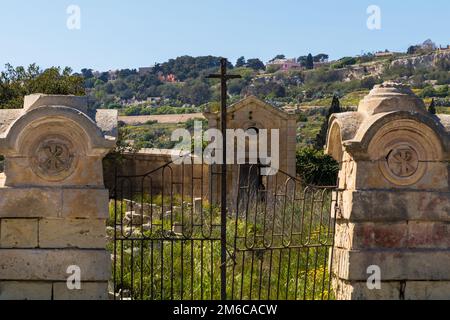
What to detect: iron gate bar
<box><xmin>111</xmin><ymin>57</ymin><xmax>339</xmax><ymax>299</ymax></box>
<box><xmin>207</xmin><ymin>58</ymin><xmax>242</xmax><ymax>300</ymax></box>
<box><xmin>112</xmin><ymin>155</ymin><xmax>339</xmax><ymax>300</ymax></box>
<box><xmin>229</xmin><ymin>164</ymin><xmax>338</xmax><ymax>300</ymax></box>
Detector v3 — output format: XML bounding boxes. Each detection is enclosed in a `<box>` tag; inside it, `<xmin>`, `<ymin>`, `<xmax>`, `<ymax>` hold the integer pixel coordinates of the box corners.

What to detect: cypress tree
<box><xmin>314</xmin><ymin>95</ymin><xmax>341</xmax><ymax>150</ymax></box>
<box><xmin>306</xmin><ymin>53</ymin><xmax>314</xmax><ymax>70</ymax></box>
<box><xmin>428</xmin><ymin>98</ymin><xmax>436</xmax><ymax>115</ymax></box>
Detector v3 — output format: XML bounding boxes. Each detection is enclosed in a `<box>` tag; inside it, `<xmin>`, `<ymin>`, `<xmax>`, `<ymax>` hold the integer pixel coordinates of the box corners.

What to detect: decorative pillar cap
<box><xmin>325</xmin><ymin>83</ymin><xmax>450</xmax><ymax>163</ymax></box>
<box><xmin>24</xmin><ymin>94</ymin><xmax>89</xmax><ymax>113</ymax></box>
<box><xmin>358</xmin><ymin>81</ymin><xmax>426</xmax><ymax>115</ymax></box>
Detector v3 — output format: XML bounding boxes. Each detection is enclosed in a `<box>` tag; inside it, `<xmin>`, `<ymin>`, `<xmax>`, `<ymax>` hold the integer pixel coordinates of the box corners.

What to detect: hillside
<box><xmin>80</xmin><ymin>44</ymin><xmax>449</xmax><ymax>150</ymax></box>
<box><xmin>1</xmin><ymin>41</ymin><xmax>448</xmax><ymax>151</ymax></box>
<box><xmin>83</xmin><ymin>47</ymin><xmax>449</xmax><ymax>115</ymax></box>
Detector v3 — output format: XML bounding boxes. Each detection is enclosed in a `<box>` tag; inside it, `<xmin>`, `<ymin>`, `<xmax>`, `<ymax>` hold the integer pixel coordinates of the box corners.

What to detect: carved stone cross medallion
<box><xmin>31</xmin><ymin>135</ymin><xmax>76</xmax><ymax>181</ymax></box>
<box><xmin>387</xmin><ymin>146</ymin><xmax>419</xmax><ymax>178</ymax></box>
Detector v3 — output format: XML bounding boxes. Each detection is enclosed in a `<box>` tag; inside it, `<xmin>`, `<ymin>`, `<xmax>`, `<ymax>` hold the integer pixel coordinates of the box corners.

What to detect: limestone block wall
<box><xmin>0</xmin><ymin>94</ymin><xmax>117</xmax><ymax>300</ymax></box>
<box><xmin>326</xmin><ymin>82</ymin><xmax>450</xmax><ymax>299</ymax></box>
<box><xmin>104</xmin><ymin>149</ymin><xmax>210</xmax><ymax>201</ymax></box>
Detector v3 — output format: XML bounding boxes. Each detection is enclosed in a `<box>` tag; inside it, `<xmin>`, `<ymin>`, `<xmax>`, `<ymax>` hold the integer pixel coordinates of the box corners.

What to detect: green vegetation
<box><xmin>295</xmin><ymin>147</ymin><xmax>339</xmax><ymax>186</ymax></box>
<box><xmin>118</xmin><ymin>117</ymin><xmax>208</xmax><ymax>151</ymax></box>
<box><xmin>123</xmin><ymin>105</ymin><xmax>199</xmax><ymax>116</ymax></box>
<box><xmin>314</xmin><ymin>95</ymin><xmax>341</xmax><ymax>150</ymax></box>
<box><xmin>108</xmin><ymin>191</ymin><xmax>335</xmax><ymax>300</ymax></box>
<box><xmin>330</xmin><ymin>56</ymin><xmax>357</xmax><ymax>69</ymax></box>
<box><xmin>123</xmin><ymin>122</ymin><xmax>181</xmax><ymax>150</ymax></box>
<box><xmin>0</xmin><ymin>64</ymin><xmax>84</xmax><ymax>109</ymax></box>
<box><xmin>428</xmin><ymin>98</ymin><xmax>437</xmax><ymax>115</ymax></box>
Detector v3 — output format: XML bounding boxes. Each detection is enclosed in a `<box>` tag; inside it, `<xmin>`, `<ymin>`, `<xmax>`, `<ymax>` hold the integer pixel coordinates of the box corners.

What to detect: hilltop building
<box><xmin>266</xmin><ymin>58</ymin><xmax>302</xmax><ymax>72</ymax></box>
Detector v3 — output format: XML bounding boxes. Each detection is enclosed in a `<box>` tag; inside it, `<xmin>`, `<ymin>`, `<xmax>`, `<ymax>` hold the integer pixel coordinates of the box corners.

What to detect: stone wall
<box><xmin>107</xmin><ymin>96</ymin><xmax>298</xmax><ymax>208</ymax></box>
<box><xmin>0</xmin><ymin>94</ymin><xmax>117</xmax><ymax>300</ymax></box>
<box><xmin>104</xmin><ymin>148</ymin><xmax>210</xmax><ymax>201</ymax></box>
<box><xmin>326</xmin><ymin>82</ymin><xmax>450</xmax><ymax>299</ymax></box>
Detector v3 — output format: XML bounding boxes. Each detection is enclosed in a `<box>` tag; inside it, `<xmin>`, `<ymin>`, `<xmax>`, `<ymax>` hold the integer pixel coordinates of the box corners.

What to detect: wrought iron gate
<box><xmin>110</xmin><ymin>158</ymin><xmax>338</xmax><ymax>300</ymax></box>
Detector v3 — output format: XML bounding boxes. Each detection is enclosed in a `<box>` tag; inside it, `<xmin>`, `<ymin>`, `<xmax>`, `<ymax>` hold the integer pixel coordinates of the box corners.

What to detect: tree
<box><xmin>420</xmin><ymin>86</ymin><xmax>436</xmax><ymax>98</ymax></box>
<box><xmin>228</xmin><ymin>79</ymin><xmax>246</xmax><ymax>95</ymax></box>
<box><xmin>270</xmin><ymin>54</ymin><xmax>285</xmax><ymax>62</ymax></box>
<box><xmin>180</xmin><ymin>80</ymin><xmax>211</xmax><ymax>105</ymax></box>
<box><xmin>314</xmin><ymin>95</ymin><xmax>341</xmax><ymax>150</ymax></box>
<box><xmin>422</xmin><ymin>39</ymin><xmax>437</xmax><ymax>51</ymax></box>
<box><xmin>428</xmin><ymin>98</ymin><xmax>436</xmax><ymax>115</ymax></box>
<box><xmin>98</xmin><ymin>72</ymin><xmax>109</xmax><ymax>82</ymax></box>
<box><xmin>157</xmin><ymin>55</ymin><xmax>231</xmax><ymax>81</ymax></box>
<box><xmin>407</xmin><ymin>45</ymin><xmax>419</xmax><ymax>55</ymax></box>
<box><xmin>331</xmin><ymin>57</ymin><xmax>357</xmax><ymax>69</ymax></box>
<box><xmin>305</xmin><ymin>54</ymin><xmax>314</xmax><ymax>70</ymax></box>
<box><xmin>235</xmin><ymin>56</ymin><xmax>246</xmax><ymax>68</ymax></box>
<box><xmin>297</xmin><ymin>56</ymin><xmax>308</xmax><ymax>66</ymax></box>
<box><xmin>81</xmin><ymin>68</ymin><xmax>94</xmax><ymax>79</ymax></box>
<box><xmin>313</xmin><ymin>54</ymin><xmax>329</xmax><ymax>63</ymax></box>
<box><xmin>0</xmin><ymin>64</ymin><xmax>84</xmax><ymax>109</ymax></box>
<box><xmin>296</xmin><ymin>147</ymin><xmax>339</xmax><ymax>186</ymax></box>
<box><xmin>246</xmin><ymin>58</ymin><xmax>265</xmax><ymax>71</ymax></box>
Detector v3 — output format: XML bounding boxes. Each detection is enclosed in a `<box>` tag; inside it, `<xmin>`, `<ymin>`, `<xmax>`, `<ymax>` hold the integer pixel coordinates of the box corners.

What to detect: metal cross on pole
<box><xmin>207</xmin><ymin>58</ymin><xmax>241</xmax><ymax>300</ymax></box>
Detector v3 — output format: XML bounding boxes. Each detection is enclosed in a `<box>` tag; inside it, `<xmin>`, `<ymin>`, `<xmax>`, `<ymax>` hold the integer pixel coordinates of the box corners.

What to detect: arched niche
<box><xmin>366</xmin><ymin>118</ymin><xmax>444</xmax><ymax>186</ymax></box>
<box><xmin>0</xmin><ymin>106</ymin><xmax>115</xmax><ymax>186</ymax></box>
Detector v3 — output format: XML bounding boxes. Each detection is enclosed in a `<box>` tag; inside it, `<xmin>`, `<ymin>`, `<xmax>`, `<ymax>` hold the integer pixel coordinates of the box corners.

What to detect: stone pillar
<box><xmin>0</xmin><ymin>94</ymin><xmax>117</xmax><ymax>300</ymax></box>
<box><xmin>326</xmin><ymin>82</ymin><xmax>450</xmax><ymax>299</ymax></box>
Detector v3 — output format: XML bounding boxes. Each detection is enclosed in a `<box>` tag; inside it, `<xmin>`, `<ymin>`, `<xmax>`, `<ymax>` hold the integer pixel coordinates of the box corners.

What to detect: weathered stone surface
<box><xmin>122</xmin><ymin>211</ymin><xmax>151</xmax><ymax>226</ymax></box>
<box><xmin>194</xmin><ymin>197</ymin><xmax>202</xmax><ymax>215</ymax></box>
<box><xmin>335</xmin><ymin>280</ymin><xmax>450</xmax><ymax>300</ymax></box>
<box><xmin>341</xmin><ymin>190</ymin><xmax>450</xmax><ymax>222</ymax></box>
<box><xmin>0</xmin><ymin>219</ymin><xmax>38</xmax><ymax>248</ymax></box>
<box><xmin>4</xmin><ymin>152</ymin><xmax>105</xmax><ymax>188</ymax></box>
<box><xmin>352</xmin><ymin>161</ymin><xmax>449</xmax><ymax>191</ymax></box>
<box><xmin>335</xmin><ymin>221</ymin><xmax>450</xmax><ymax>249</ymax></box>
<box><xmin>0</xmin><ymin>249</ymin><xmax>111</xmax><ymax>281</ymax></box>
<box><xmin>328</xmin><ymin>82</ymin><xmax>450</xmax><ymax>299</ymax></box>
<box><xmin>333</xmin><ymin>279</ymin><xmax>401</xmax><ymax>300</ymax></box>
<box><xmin>61</xmin><ymin>189</ymin><xmax>109</xmax><ymax>218</ymax></box>
<box><xmin>404</xmin><ymin>281</ymin><xmax>450</xmax><ymax>300</ymax></box>
<box><xmin>334</xmin><ymin>248</ymin><xmax>450</xmax><ymax>281</ymax></box>
<box><xmin>53</xmin><ymin>282</ymin><xmax>108</xmax><ymax>300</ymax></box>
<box><xmin>0</xmin><ymin>281</ymin><xmax>52</xmax><ymax>300</ymax></box>
<box><xmin>0</xmin><ymin>188</ymin><xmax>110</xmax><ymax>219</ymax></box>
<box><xmin>0</xmin><ymin>188</ymin><xmax>61</xmax><ymax>218</ymax></box>
<box><xmin>39</xmin><ymin>218</ymin><xmax>106</xmax><ymax>248</ymax></box>
<box><xmin>0</xmin><ymin>95</ymin><xmax>116</xmax><ymax>300</ymax></box>
<box><xmin>24</xmin><ymin>94</ymin><xmax>88</xmax><ymax>113</ymax></box>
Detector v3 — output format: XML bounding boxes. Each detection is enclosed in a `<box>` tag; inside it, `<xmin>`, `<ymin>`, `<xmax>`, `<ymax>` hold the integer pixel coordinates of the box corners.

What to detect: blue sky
<box><xmin>0</xmin><ymin>0</ymin><xmax>448</xmax><ymax>72</ymax></box>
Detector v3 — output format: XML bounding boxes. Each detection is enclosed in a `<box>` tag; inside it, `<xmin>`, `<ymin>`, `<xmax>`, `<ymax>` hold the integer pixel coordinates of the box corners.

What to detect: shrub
<box><xmin>331</xmin><ymin>57</ymin><xmax>357</xmax><ymax>69</ymax></box>
<box><xmin>296</xmin><ymin>147</ymin><xmax>339</xmax><ymax>186</ymax></box>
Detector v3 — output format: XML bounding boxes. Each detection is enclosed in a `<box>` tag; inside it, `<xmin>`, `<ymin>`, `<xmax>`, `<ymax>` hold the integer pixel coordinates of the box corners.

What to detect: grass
<box><xmin>300</xmin><ymin>90</ymin><xmax>369</xmax><ymax>107</ymax></box>
<box><xmin>124</xmin><ymin>122</ymin><xmax>183</xmax><ymax>149</ymax></box>
<box><xmin>108</xmin><ymin>186</ymin><xmax>336</xmax><ymax>300</ymax></box>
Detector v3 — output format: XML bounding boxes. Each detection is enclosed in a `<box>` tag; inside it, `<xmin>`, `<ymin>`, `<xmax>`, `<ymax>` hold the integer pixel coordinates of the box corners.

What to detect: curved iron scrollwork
<box><xmin>110</xmin><ymin>155</ymin><xmax>338</xmax><ymax>301</ymax></box>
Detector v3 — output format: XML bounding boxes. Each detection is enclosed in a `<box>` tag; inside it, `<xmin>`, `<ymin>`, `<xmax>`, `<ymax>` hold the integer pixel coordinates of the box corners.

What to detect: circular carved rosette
<box><xmin>31</xmin><ymin>135</ymin><xmax>78</xmax><ymax>181</ymax></box>
<box><xmin>387</xmin><ymin>145</ymin><xmax>419</xmax><ymax>178</ymax></box>
<box><xmin>380</xmin><ymin>142</ymin><xmax>426</xmax><ymax>186</ymax></box>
